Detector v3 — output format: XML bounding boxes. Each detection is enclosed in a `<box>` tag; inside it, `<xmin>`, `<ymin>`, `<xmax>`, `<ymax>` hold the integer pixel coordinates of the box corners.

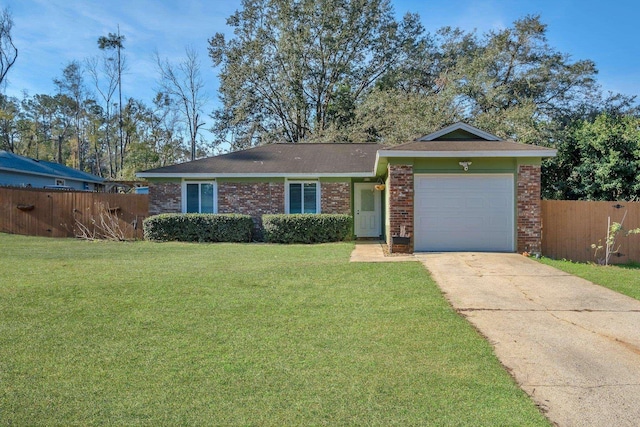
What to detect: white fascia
<box><xmin>0</xmin><ymin>166</ymin><xmax>103</xmax><ymax>183</ymax></box>
<box><xmin>378</xmin><ymin>149</ymin><xmax>557</xmax><ymax>158</ymax></box>
<box><xmin>136</xmin><ymin>172</ymin><xmax>377</xmax><ymax>179</ymax></box>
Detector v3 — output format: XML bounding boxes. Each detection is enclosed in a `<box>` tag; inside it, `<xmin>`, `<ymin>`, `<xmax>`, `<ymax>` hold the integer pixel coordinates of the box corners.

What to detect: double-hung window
<box><xmin>286</xmin><ymin>181</ymin><xmax>320</xmax><ymax>214</ymax></box>
<box><xmin>183</xmin><ymin>181</ymin><xmax>216</xmax><ymax>213</ymax></box>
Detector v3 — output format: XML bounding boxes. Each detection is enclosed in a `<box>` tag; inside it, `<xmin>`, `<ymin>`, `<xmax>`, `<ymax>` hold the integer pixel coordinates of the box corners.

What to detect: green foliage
<box><xmin>591</xmin><ymin>215</ymin><xmax>640</xmax><ymax>265</ymax></box>
<box><xmin>459</xmin><ymin>16</ymin><xmax>596</xmax><ymax>119</ymax></box>
<box><xmin>262</xmin><ymin>214</ymin><xmax>352</xmax><ymax>243</ymax></box>
<box><xmin>360</xmin><ymin>15</ymin><xmax>597</xmax><ymax>145</ymax></box>
<box><xmin>543</xmin><ymin>112</ymin><xmax>640</xmax><ymax>200</ymax></box>
<box><xmin>209</xmin><ymin>0</ymin><xmax>424</xmax><ymax>148</ymax></box>
<box><xmin>211</xmin><ymin>10</ymin><xmax>597</xmax><ymax>147</ymax></box>
<box><xmin>0</xmin><ymin>94</ymin><xmax>20</xmax><ymax>152</ymax></box>
<box><xmin>353</xmin><ymin>87</ymin><xmax>460</xmax><ymax>144</ymax></box>
<box><xmin>143</xmin><ymin>213</ymin><xmax>254</xmax><ymax>242</ymax></box>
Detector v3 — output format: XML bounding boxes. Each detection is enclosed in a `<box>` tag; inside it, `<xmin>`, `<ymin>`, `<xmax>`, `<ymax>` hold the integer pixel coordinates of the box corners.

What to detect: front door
<box><xmin>354</xmin><ymin>182</ymin><xmax>381</xmax><ymax>238</ymax></box>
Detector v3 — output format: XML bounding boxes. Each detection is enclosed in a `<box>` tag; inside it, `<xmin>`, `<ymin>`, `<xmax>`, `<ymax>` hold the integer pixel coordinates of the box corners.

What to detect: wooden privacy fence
<box><xmin>542</xmin><ymin>200</ymin><xmax>640</xmax><ymax>264</ymax></box>
<box><xmin>0</xmin><ymin>187</ymin><xmax>149</xmax><ymax>240</ymax></box>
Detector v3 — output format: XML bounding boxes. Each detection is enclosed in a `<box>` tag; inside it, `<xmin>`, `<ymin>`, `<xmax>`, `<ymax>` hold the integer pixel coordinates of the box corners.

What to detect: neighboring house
<box><xmin>137</xmin><ymin>123</ymin><xmax>556</xmax><ymax>254</ymax></box>
<box><xmin>0</xmin><ymin>150</ymin><xmax>104</xmax><ymax>191</ymax></box>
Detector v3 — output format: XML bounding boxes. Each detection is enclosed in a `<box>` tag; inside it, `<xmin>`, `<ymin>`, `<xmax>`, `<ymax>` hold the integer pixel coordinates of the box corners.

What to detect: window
<box><xmin>183</xmin><ymin>181</ymin><xmax>216</xmax><ymax>213</ymax></box>
<box><xmin>286</xmin><ymin>181</ymin><xmax>320</xmax><ymax>214</ymax></box>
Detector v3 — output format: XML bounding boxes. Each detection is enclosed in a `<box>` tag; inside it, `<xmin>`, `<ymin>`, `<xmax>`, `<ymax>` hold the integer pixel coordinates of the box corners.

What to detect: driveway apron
<box><xmin>415</xmin><ymin>252</ymin><xmax>640</xmax><ymax>427</ymax></box>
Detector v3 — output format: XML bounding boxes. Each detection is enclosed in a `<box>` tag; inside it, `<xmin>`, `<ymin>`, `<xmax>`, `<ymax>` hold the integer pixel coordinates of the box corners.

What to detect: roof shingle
<box><xmin>140</xmin><ymin>143</ymin><xmax>383</xmax><ymax>176</ymax></box>
<box><xmin>0</xmin><ymin>150</ymin><xmax>104</xmax><ymax>183</ymax></box>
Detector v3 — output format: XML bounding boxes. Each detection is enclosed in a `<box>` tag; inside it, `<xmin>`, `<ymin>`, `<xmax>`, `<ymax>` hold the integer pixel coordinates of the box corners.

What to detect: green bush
<box><xmin>262</xmin><ymin>214</ymin><xmax>352</xmax><ymax>243</ymax></box>
<box><xmin>143</xmin><ymin>213</ymin><xmax>254</xmax><ymax>243</ymax></box>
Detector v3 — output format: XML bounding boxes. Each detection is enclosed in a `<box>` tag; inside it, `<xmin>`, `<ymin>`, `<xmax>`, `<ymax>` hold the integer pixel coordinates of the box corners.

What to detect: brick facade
<box><xmin>148</xmin><ymin>165</ymin><xmax>543</xmax><ymax>254</ymax></box>
<box><xmin>148</xmin><ymin>182</ymin><xmax>181</xmax><ymax>215</ymax></box>
<box><xmin>148</xmin><ymin>180</ymin><xmax>352</xmax><ymax>237</ymax></box>
<box><xmin>385</xmin><ymin>165</ymin><xmax>543</xmax><ymax>255</ymax></box>
<box><xmin>148</xmin><ymin>180</ymin><xmax>352</xmax><ymax>220</ymax></box>
<box><xmin>320</xmin><ymin>182</ymin><xmax>351</xmax><ymax>214</ymax></box>
<box><xmin>218</xmin><ymin>182</ymin><xmax>285</xmax><ymax>228</ymax></box>
<box><xmin>387</xmin><ymin>164</ymin><xmax>414</xmax><ymax>254</ymax></box>
<box><xmin>517</xmin><ymin>164</ymin><xmax>542</xmax><ymax>254</ymax></box>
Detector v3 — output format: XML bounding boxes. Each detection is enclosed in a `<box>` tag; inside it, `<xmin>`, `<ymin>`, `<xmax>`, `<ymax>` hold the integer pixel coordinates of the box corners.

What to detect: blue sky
<box><xmin>4</xmin><ymin>0</ymin><xmax>640</xmax><ymax>121</ymax></box>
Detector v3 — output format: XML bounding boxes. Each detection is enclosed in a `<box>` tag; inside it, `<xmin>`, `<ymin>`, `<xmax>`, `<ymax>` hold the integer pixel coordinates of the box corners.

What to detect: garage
<box><xmin>414</xmin><ymin>174</ymin><xmax>515</xmax><ymax>252</ymax></box>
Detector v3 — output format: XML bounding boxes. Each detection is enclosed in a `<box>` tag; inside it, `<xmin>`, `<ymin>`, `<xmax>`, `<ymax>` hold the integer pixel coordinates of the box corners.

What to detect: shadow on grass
<box><xmin>616</xmin><ymin>261</ymin><xmax>640</xmax><ymax>270</ymax></box>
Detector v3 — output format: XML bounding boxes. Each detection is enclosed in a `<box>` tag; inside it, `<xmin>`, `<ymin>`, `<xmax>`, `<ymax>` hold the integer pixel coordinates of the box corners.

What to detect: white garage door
<box><xmin>414</xmin><ymin>174</ymin><xmax>514</xmax><ymax>252</ymax></box>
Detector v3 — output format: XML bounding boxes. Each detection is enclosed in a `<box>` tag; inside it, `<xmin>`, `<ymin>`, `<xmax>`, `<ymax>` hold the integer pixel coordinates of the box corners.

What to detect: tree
<box><xmin>0</xmin><ymin>7</ymin><xmax>17</xmax><ymax>88</ymax></box>
<box><xmin>353</xmin><ymin>88</ymin><xmax>461</xmax><ymax>144</ymax></box>
<box><xmin>209</xmin><ymin>0</ymin><xmax>425</xmax><ymax>149</ymax></box>
<box><xmin>54</xmin><ymin>61</ymin><xmax>87</xmax><ymax>169</ymax></box>
<box><xmin>0</xmin><ymin>94</ymin><xmax>19</xmax><ymax>151</ymax></box>
<box><xmin>21</xmin><ymin>94</ymin><xmax>59</xmax><ymax>160</ymax></box>
<box><xmin>98</xmin><ymin>28</ymin><xmax>126</xmax><ymax>171</ymax></box>
<box><xmin>543</xmin><ymin>112</ymin><xmax>640</xmax><ymax>201</ymax></box>
<box><xmin>82</xmin><ymin>98</ymin><xmax>106</xmax><ymax>176</ymax></box>
<box><xmin>455</xmin><ymin>16</ymin><xmax>597</xmax><ymax>141</ymax></box>
<box><xmin>155</xmin><ymin>47</ymin><xmax>207</xmax><ymax>160</ymax></box>
<box><xmin>50</xmin><ymin>94</ymin><xmax>76</xmax><ymax>164</ymax></box>
<box><xmin>87</xmin><ymin>54</ymin><xmax>119</xmax><ymax>177</ymax></box>
<box><xmin>119</xmin><ymin>95</ymin><xmax>189</xmax><ymax>177</ymax></box>
<box><xmin>357</xmin><ymin>16</ymin><xmax>598</xmax><ymax>146</ymax></box>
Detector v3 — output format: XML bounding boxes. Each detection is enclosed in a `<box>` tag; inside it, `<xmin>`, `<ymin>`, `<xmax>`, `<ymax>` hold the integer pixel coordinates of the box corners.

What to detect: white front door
<box><xmin>354</xmin><ymin>183</ymin><xmax>381</xmax><ymax>238</ymax></box>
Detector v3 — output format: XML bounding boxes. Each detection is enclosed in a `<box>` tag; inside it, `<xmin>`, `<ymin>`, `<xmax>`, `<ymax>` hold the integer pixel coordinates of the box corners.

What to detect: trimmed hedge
<box><xmin>143</xmin><ymin>213</ymin><xmax>254</xmax><ymax>243</ymax></box>
<box><xmin>262</xmin><ymin>214</ymin><xmax>352</xmax><ymax>243</ymax></box>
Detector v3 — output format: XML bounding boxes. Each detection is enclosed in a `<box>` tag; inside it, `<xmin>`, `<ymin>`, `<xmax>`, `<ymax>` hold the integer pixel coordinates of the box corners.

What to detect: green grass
<box><xmin>538</xmin><ymin>258</ymin><xmax>640</xmax><ymax>301</ymax></box>
<box><xmin>0</xmin><ymin>234</ymin><xmax>549</xmax><ymax>426</ymax></box>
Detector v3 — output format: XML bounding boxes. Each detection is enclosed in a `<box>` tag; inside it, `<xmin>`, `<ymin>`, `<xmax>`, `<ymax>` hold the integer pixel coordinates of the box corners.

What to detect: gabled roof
<box><xmin>378</xmin><ymin>122</ymin><xmax>557</xmax><ymax>158</ymax></box>
<box><xmin>418</xmin><ymin>122</ymin><xmax>502</xmax><ymax>141</ymax></box>
<box><xmin>136</xmin><ymin>123</ymin><xmax>556</xmax><ymax>179</ymax></box>
<box><xmin>138</xmin><ymin>143</ymin><xmax>383</xmax><ymax>178</ymax></box>
<box><xmin>0</xmin><ymin>150</ymin><xmax>104</xmax><ymax>183</ymax></box>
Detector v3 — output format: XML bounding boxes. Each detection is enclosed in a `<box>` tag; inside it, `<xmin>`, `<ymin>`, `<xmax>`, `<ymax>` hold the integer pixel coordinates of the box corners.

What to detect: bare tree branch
<box><xmin>0</xmin><ymin>7</ymin><xmax>18</xmax><ymax>88</ymax></box>
<box><xmin>155</xmin><ymin>47</ymin><xmax>207</xmax><ymax>160</ymax></box>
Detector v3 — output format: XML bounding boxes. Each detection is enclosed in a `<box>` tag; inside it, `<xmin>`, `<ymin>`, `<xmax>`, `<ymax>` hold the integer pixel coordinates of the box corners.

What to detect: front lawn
<box><xmin>0</xmin><ymin>234</ymin><xmax>548</xmax><ymax>426</ymax></box>
<box><xmin>538</xmin><ymin>258</ymin><xmax>640</xmax><ymax>301</ymax></box>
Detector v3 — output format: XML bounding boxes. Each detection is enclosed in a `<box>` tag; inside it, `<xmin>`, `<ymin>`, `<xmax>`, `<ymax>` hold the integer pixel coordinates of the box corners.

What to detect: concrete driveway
<box><xmin>415</xmin><ymin>252</ymin><xmax>640</xmax><ymax>427</ymax></box>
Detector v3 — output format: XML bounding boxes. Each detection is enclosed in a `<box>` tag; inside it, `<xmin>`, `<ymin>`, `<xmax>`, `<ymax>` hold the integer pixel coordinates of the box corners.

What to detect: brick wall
<box><xmin>320</xmin><ymin>182</ymin><xmax>351</xmax><ymax>214</ymax></box>
<box><xmin>387</xmin><ymin>164</ymin><xmax>414</xmax><ymax>254</ymax></box>
<box><xmin>148</xmin><ymin>182</ymin><xmax>181</xmax><ymax>215</ymax></box>
<box><xmin>148</xmin><ymin>180</ymin><xmax>353</xmax><ymax>237</ymax></box>
<box><xmin>517</xmin><ymin>165</ymin><xmax>542</xmax><ymax>253</ymax></box>
<box><xmin>218</xmin><ymin>182</ymin><xmax>285</xmax><ymax>227</ymax></box>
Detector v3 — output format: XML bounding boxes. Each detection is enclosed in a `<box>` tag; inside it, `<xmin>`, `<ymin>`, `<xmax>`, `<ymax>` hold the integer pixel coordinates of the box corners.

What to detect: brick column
<box><xmin>517</xmin><ymin>165</ymin><xmax>542</xmax><ymax>254</ymax></box>
<box><xmin>148</xmin><ymin>182</ymin><xmax>181</xmax><ymax>215</ymax></box>
<box><xmin>388</xmin><ymin>164</ymin><xmax>414</xmax><ymax>254</ymax></box>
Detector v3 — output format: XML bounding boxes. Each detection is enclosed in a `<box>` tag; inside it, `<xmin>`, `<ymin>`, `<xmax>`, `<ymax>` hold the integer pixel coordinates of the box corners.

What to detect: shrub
<box><xmin>143</xmin><ymin>213</ymin><xmax>254</xmax><ymax>243</ymax></box>
<box><xmin>262</xmin><ymin>214</ymin><xmax>352</xmax><ymax>243</ymax></box>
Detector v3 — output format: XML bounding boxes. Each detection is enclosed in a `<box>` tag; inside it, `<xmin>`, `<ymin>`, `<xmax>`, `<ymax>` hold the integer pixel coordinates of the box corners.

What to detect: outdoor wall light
<box><xmin>458</xmin><ymin>161</ymin><xmax>472</xmax><ymax>172</ymax></box>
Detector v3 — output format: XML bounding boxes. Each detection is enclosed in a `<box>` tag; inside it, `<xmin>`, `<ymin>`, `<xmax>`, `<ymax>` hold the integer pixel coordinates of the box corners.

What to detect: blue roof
<box><xmin>0</xmin><ymin>150</ymin><xmax>104</xmax><ymax>183</ymax></box>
